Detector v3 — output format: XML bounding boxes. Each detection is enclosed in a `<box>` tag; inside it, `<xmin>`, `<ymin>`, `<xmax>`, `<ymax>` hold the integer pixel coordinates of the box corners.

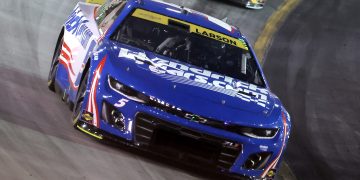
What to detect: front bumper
<box><xmin>80</xmin><ymin>66</ymin><xmax>288</xmax><ymax>179</ymax></box>
<box><xmin>134</xmin><ymin>113</ymin><xmax>242</xmax><ymax>170</ymax></box>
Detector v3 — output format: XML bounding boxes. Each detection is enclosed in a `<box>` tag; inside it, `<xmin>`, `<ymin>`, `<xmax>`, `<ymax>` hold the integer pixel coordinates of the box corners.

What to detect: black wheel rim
<box><xmin>73</xmin><ymin>71</ymin><xmax>89</xmax><ymax>125</ymax></box>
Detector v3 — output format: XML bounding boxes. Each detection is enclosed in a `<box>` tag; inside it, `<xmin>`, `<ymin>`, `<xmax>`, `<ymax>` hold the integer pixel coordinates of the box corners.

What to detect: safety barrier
<box><xmin>85</xmin><ymin>0</ymin><xmax>106</xmax><ymax>5</ymax></box>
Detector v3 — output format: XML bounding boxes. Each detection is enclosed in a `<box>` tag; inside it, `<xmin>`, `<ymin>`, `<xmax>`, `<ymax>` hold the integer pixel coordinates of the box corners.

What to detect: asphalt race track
<box><xmin>0</xmin><ymin>0</ymin><xmax>284</xmax><ymax>180</ymax></box>
<box><xmin>264</xmin><ymin>0</ymin><xmax>360</xmax><ymax>179</ymax></box>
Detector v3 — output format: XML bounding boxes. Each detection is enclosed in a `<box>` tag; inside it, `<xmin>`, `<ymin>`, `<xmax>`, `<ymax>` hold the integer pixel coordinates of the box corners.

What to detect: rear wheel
<box><xmin>72</xmin><ymin>70</ymin><xmax>89</xmax><ymax>127</ymax></box>
<box><xmin>48</xmin><ymin>35</ymin><xmax>63</xmax><ymax>91</ymax></box>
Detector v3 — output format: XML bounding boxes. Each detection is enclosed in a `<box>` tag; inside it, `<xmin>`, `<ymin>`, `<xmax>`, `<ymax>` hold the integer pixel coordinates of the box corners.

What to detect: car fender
<box><xmin>58</xmin><ymin>2</ymin><xmax>101</xmax><ymax>102</ymax></box>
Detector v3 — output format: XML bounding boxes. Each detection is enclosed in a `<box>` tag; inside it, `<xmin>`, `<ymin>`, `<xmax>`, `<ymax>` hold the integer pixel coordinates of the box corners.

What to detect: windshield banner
<box><xmin>132</xmin><ymin>9</ymin><xmax>249</xmax><ymax>50</ymax></box>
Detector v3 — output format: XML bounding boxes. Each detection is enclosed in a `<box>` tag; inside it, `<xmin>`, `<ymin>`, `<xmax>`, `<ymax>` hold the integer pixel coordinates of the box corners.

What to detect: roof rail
<box><xmin>136</xmin><ymin>0</ymin><xmax>144</xmax><ymax>5</ymax></box>
<box><xmin>180</xmin><ymin>5</ymin><xmax>188</xmax><ymax>14</ymax></box>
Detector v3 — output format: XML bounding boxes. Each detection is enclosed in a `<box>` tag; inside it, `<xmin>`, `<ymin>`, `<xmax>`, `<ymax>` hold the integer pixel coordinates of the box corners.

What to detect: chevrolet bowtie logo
<box><xmin>184</xmin><ymin>113</ymin><xmax>208</xmax><ymax>124</ymax></box>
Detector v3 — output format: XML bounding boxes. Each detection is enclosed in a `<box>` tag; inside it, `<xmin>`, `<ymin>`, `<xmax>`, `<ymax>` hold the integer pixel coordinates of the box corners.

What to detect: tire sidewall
<box><xmin>48</xmin><ymin>36</ymin><xmax>64</xmax><ymax>89</ymax></box>
<box><xmin>72</xmin><ymin>70</ymin><xmax>90</xmax><ymax>127</ymax></box>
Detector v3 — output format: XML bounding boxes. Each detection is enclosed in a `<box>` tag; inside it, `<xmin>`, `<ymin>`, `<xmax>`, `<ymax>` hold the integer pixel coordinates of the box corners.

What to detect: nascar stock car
<box><xmin>239</xmin><ymin>0</ymin><xmax>267</xmax><ymax>9</ymax></box>
<box><xmin>47</xmin><ymin>0</ymin><xmax>290</xmax><ymax>179</ymax></box>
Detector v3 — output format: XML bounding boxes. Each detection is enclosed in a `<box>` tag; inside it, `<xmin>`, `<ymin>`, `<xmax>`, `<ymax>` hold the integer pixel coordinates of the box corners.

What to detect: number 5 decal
<box><xmin>114</xmin><ymin>98</ymin><xmax>129</xmax><ymax>108</ymax></box>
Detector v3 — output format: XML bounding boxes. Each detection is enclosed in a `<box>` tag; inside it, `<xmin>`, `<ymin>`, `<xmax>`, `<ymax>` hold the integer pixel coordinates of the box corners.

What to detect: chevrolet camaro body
<box><xmin>48</xmin><ymin>0</ymin><xmax>290</xmax><ymax>179</ymax></box>
<box><xmin>239</xmin><ymin>0</ymin><xmax>267</xmax><ymax>9</ymax></box>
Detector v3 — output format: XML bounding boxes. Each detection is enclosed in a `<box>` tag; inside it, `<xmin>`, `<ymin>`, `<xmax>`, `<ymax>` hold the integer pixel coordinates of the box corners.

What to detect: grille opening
<box><xmin>102</xmin><ymin>101</ymin><xmax>125</xmax><ymax>131</ymax></box>
<box><xmin>151</xmin><ymin>126</ymin><xmax>222</xmax><ymax>164</ymax></box>
<box><xmin>243</xmin><ymin>152</ymin><xmax>272</xmax><ymax>170</ymax></box>
<box><xmin>134</xmin><ymin>113</ymin><xmax>242</xmax><ymax>170</ymax></box>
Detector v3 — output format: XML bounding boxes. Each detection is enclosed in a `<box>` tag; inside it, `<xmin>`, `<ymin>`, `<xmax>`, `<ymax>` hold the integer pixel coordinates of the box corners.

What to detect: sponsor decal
<box><xmin>260</xmin><ymin>145</ymin><xmax>269</xmax><ymax>151</ymax></box>
<box><xmin>118</xmin><ymin>48</ymin><xmax>269</xmax><ymax>107</ymax></box>
<box><xmin>131</xmin><ymin>9</ymin><xmax>248</xmax><ymax>50</ymax></box>
<box><xmin>114</xmin><ymin>98</ymin><xmax>129</xmax><ymax>108</ymax></box>
<box><xmin>184</xmin><ymin>113</ymin><xmax>208</xmax><ymax>124</ymax></box>
<box><xmin>149</xmin><ymin>96</ymin><xmax>182</xmax><ymax>111</ymax></box>
<box><xmin>194</xmin><ymin>27</ymin><xmax>238</xmax><ymax>47</ymax></box>
<box><xmin>82</xmin><ymin>111</ymin><xmax>94</xmax><ymax>121</ymax></box>
<box><xmin>65</xmin><ymin>6</ymin><xmax>94</xmax><ymax>49</ymax></box>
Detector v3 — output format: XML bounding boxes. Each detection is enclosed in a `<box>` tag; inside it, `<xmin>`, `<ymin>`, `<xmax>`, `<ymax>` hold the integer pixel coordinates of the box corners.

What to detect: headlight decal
<box><xmin>108</xmin><ymin>75</ymin><xmax>150</xmax><ymax>103</ymax></box>
<box><xmin>229</xmin><ymin>126</ymin><xmax>279</xmax><ymax>139</ymax></box>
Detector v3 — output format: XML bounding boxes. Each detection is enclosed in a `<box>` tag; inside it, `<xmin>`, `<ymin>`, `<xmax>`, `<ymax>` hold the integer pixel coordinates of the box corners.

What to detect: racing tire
<box><xmin>48</xmin><ymin>35</ymin><xmax>63</xmax><ymax>92</ymax></box>
<box><xmin>72</xmin><ymin>69</ymin><xmax>89</xmax><ymax>128</ymax></box>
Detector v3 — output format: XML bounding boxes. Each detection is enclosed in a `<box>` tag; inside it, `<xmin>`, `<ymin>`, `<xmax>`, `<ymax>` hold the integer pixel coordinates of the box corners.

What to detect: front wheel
<box><xmin>48</xmin><ymin>36</ymin><xmax>63</xmax><ymax>91</ymax></box>
<box><xmin>72</xmin><ymin>70</ymin><xmax>89</xmax><ymax>127</ymax></box>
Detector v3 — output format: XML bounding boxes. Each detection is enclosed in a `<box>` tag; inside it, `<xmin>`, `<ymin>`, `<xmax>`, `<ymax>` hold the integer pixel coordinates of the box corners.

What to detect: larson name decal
<box><xmin>194</xmin><ymin>28</ymin><xmax>237</xmax><ymax>46</ymax></box>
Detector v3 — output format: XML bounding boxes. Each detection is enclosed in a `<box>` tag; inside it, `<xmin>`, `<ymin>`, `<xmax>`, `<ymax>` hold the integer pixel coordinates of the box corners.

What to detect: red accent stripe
<box><xmin>261</xmin><ymin>112</ymin><xmax>288</xmax><ymax>178</ymax></box>
<box><xmin>93</xmin><ymin>57</ymin><xmax>106</xmax><ymax>127</ymax></box>
<box><xmin>61</xmin><ymin>50</ymin><xmax>70</xmax><ymax>61</ymax></box>
<box><xmin>86</xmin><ymin>70</ymin><xmax>97</xmax><ymax>112</ymax></box>
<box><xmin>59</xmin><ymin>59</ymin><xmax>78</xmax><ymax>90</ymax></box>
<box><xmin>60</xmin><ymin>50</ymin><xmax>75</xmax><ymax>75</ymax></box>
<box><xmin>63</xmin><ymin>42</ymin><xmax>71</xmax><ymax>54</ymax></box>
<box><xmin>93</xmin><ymin>75</ymin><xmax>100</xmax><ymax>127</ymax></box>
<box><xmin>61</xmin><ymin>42</ymin><xmax>76</xmax><ymax>76</ymax></box>
<box><xmin>61</xmin><ymin>42</ymin><xmax>75</xmax><ymax>76</ymax></box>
<box><xmin>231</xmin><ymin>26</ymin><xmax>236</xmax><ymax>33</ymax></box>
<box><xmin>85</xmin><ymin>55</ymin><xmax>107</xmax><ymax>128</ymax></box>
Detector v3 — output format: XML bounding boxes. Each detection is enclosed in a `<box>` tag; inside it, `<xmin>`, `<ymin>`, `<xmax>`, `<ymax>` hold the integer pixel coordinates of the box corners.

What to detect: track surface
<box><xmin>264</xmin><ymin>0</ymin><xmax>360</xmax><ymax>179</ymax></box>
<box><xmin>0</xmin><ymin>0</ymin><xmax>284</xmax><ymax>179</ymax></box>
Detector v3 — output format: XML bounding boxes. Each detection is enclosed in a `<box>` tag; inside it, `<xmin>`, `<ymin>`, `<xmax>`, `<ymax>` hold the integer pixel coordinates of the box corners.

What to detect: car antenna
<box><xmin>179</xmin><ymin>0</ymin><xmax>188</xmax><ymax>14</ymax></box>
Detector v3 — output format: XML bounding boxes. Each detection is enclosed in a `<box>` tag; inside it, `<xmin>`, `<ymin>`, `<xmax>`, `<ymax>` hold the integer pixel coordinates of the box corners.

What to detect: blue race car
<box><xmin>47</xmin><ymin>0</ymin><xmax>291</xmax><ymax>179</ymax></box>
<box><xmin>239</xmin><ymin>0</ymin><xmax>267</xmax><ymax>10</ymax></box>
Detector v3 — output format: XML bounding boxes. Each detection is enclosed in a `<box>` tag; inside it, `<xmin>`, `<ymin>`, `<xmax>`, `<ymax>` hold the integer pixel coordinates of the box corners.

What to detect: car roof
<box><xmin>129</xmin><ymin>0</ymin><xmax>242</xmax><ymax>38</ymax></box>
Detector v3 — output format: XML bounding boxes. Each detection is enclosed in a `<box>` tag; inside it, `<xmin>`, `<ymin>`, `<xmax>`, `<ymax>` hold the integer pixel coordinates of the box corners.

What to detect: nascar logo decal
<box><xmin>86</xmin><ymin>55</ymin><xmax>107</xmax><ymax>128</ymax></box>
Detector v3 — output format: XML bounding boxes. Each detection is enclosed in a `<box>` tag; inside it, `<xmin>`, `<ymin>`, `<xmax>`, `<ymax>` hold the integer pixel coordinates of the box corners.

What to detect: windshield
<box><xmin>111</xmin><ymin>9</ymin><xmax>265</xmax><ymax>87</ymax></box>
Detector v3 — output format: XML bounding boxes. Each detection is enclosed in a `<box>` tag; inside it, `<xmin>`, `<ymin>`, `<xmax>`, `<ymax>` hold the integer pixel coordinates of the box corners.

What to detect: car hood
<box><xmin>106</xmin><ymin>42</ymin><xmax>282</xmax><ymax>127</ymax></box>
